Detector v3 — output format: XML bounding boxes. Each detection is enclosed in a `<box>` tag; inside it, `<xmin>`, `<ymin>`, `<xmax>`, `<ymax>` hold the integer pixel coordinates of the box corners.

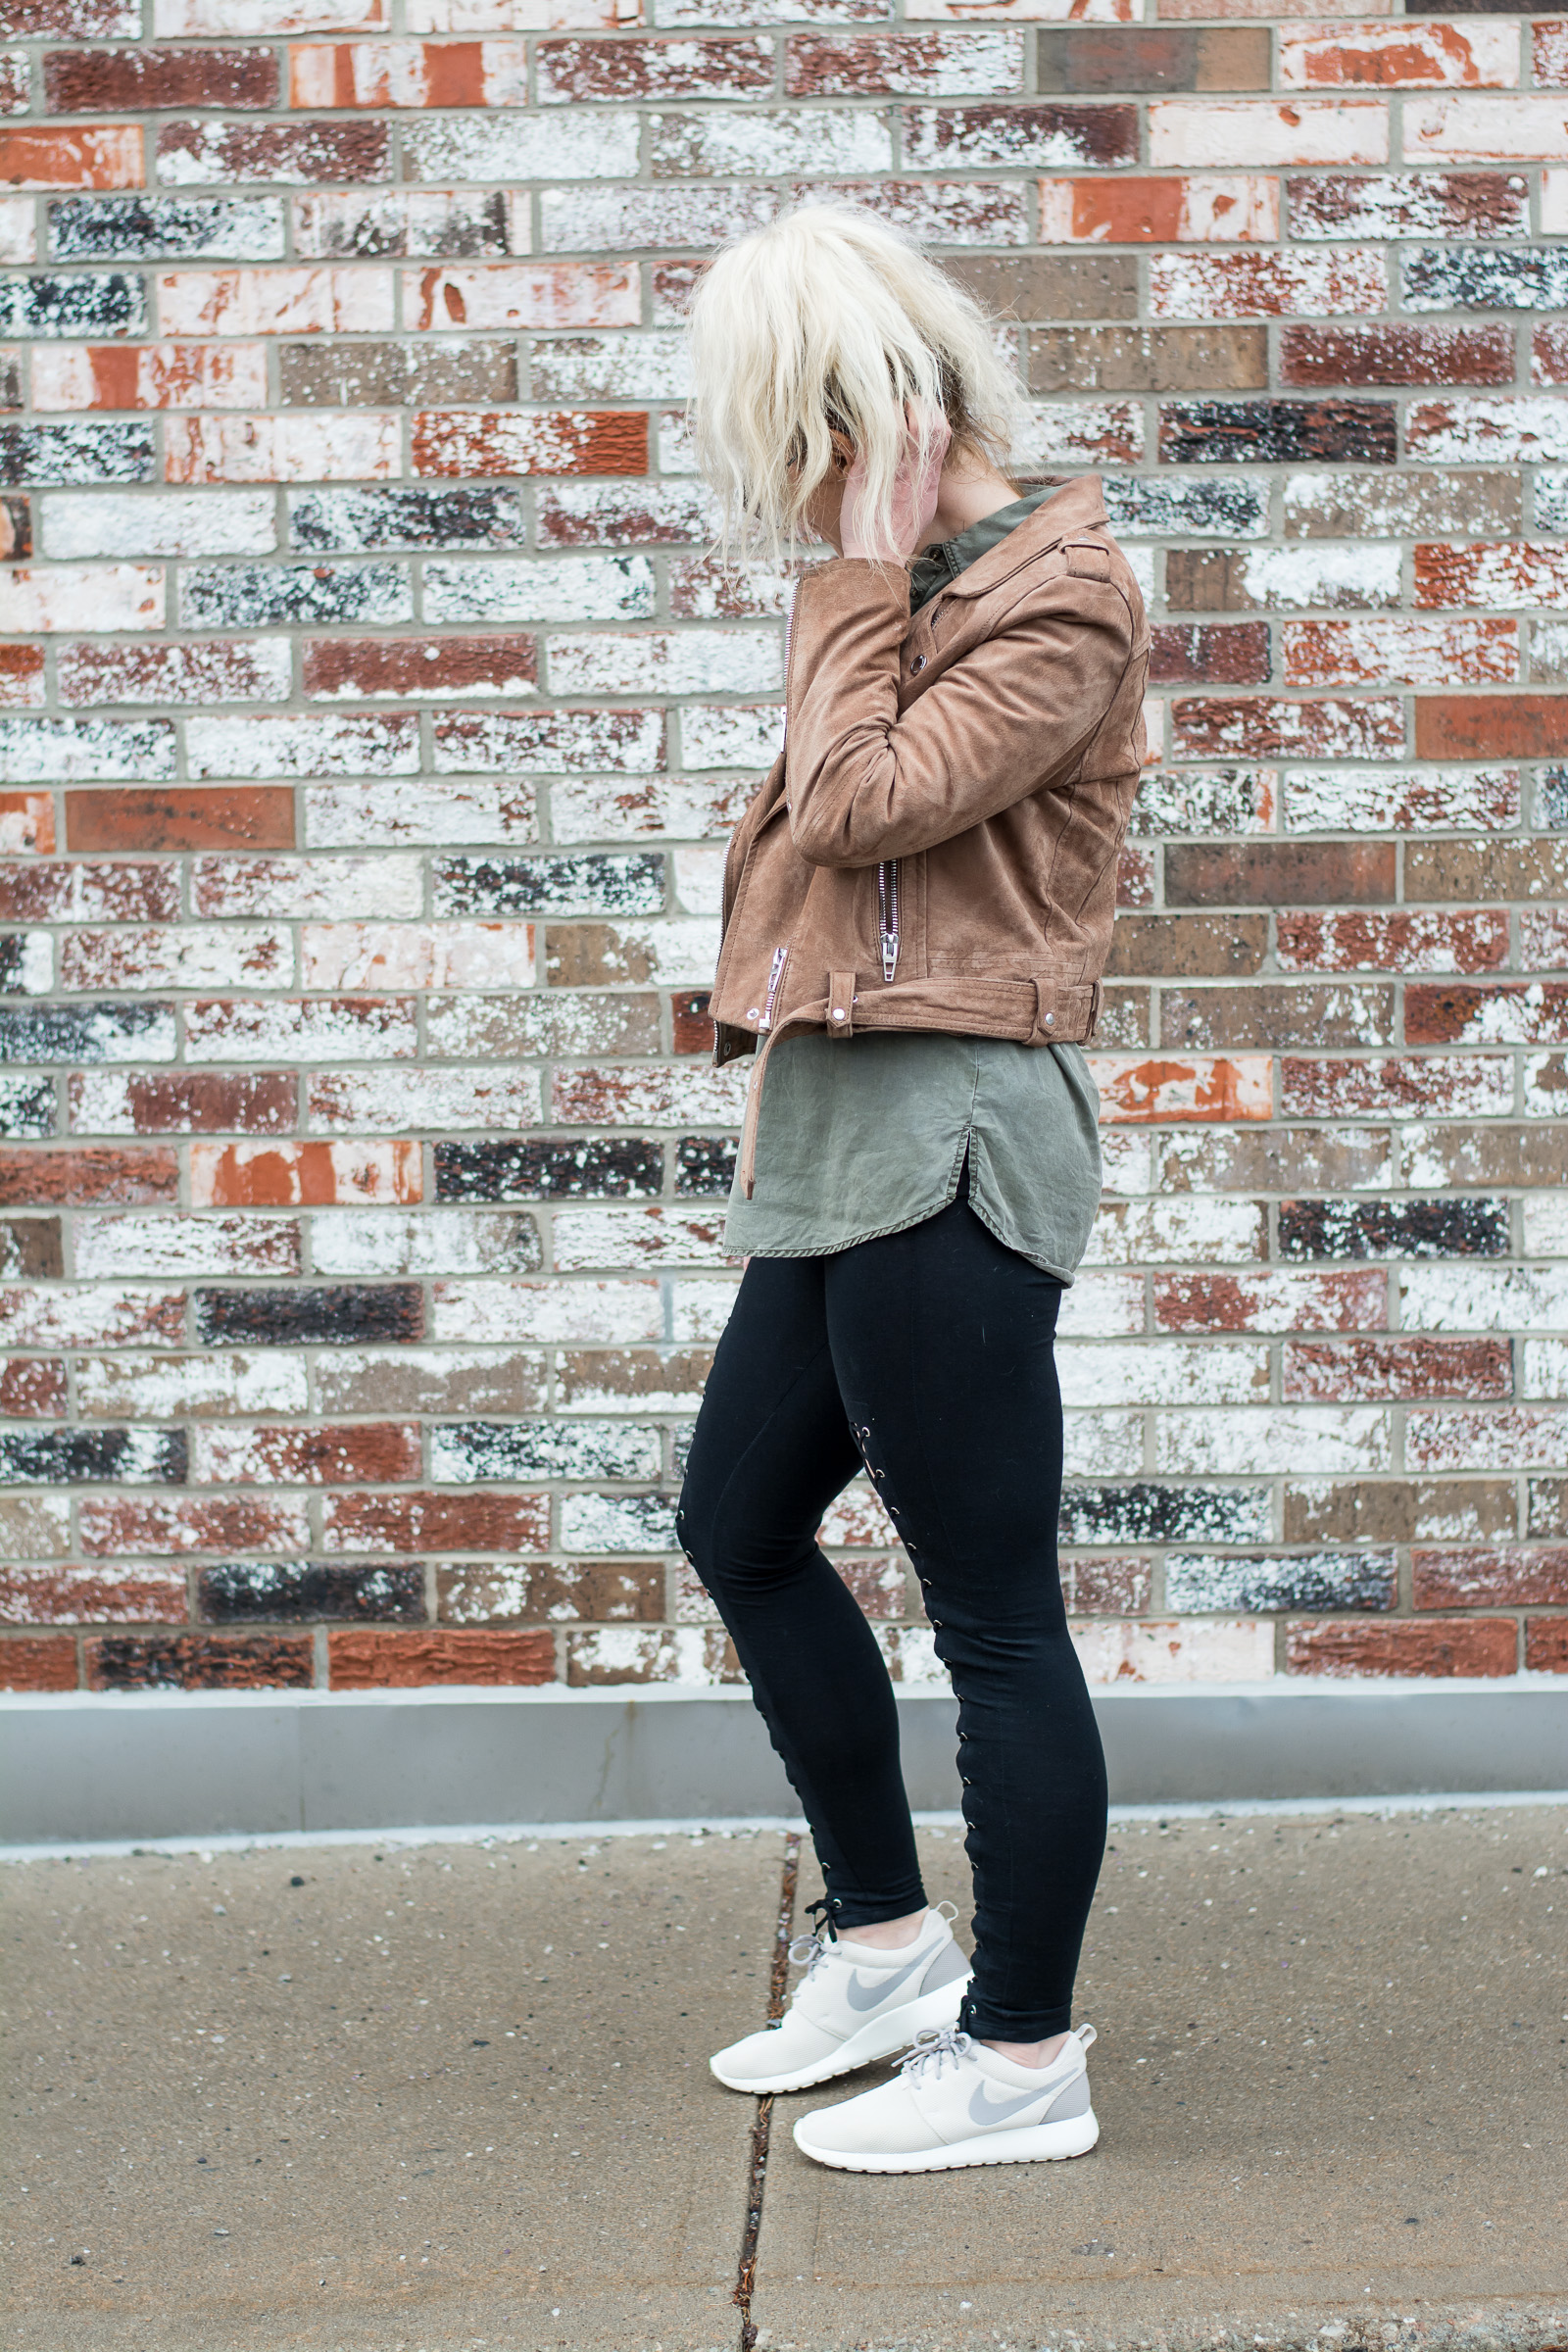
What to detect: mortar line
<box><xmin>733</xmin><ymin>1828</ymin><xmax>801</xmax><ymax>2352</ymax></box>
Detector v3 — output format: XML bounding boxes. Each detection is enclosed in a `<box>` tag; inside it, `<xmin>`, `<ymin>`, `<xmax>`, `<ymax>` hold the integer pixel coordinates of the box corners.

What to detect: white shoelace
<box><xmin>896</xmin><ymin>2025</ymin><xmax>973</xmax><ymax>2081</ymax></box>
<box><xmin>785</xmin><ymin>1929</ymin><xmax>832</xmax><ymax>1994</ymax></box>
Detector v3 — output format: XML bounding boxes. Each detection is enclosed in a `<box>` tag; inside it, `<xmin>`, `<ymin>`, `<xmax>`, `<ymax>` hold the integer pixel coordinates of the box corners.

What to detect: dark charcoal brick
<box><xmin>1159</xmin><ymin>400</ymin><xmax>1396</xmax><ymax>466</ymax></box>
<box><xmin>1165</xmin><ymin>1548</ymin><xmax>1396</xmax><ymax>1612</ymax></box>
<box><xmin>1287</xmin><ymin>172</ymin><xmax>1528</xmax><ymax>243</ymax></box>
<box><xmin>1407</xmin><ymin>0</ymin><xmax>1546</xmax><ymax>12</ymax></box>
<box><xmin>195</xmin><ymin>1285</ymin><xmax>424</xmax><ymax>1347</ymax></box>
<box><xmin>0</xmin><ymin>935</ymin><xmax>40</xmax><ymax>992</ymax></box>
<box><xmin>0</xmin><ymin>422</ymin><xmax>154</xmax><ymax>485</ymax></box>
<box><xmin>288</xmin><ymin>486</ymin><xmax>525</xmax><ymax>552</ymax></box>
<box><xmin>1</xmin><ymin>496</ymin><xmax>28</xmax><ymax>557</ymax></box>
<box><xmin>430</xmin><ymin>1419</ymin><xmax>661</xmax><ymax>1484</ymax></box>
<box><xmin>0</xmin><ymin>274</ymin><xmax>146</xmax><ymax>340</ymax></box>
<box><xmin>0</xmin><ymin>1428</ymin><xmax>188</xmax><ymax>1485</ymax></box>
<box><xmin>87</xmin><ymin>1633</ymin><xmax>313</xmax><ymax>1691</ymax></box>
<box><xmin>1278</xmin><ymin>1198</ymin><xmax>1510</xmax><ymax>1261</ymax></box>
<box><xmin>675</xmin><ymin>1136</ymin><xmax>737</xmax><ymax>1197</ymax></box>
<box><xmin>1404</xmin><ymin>247</ymin><xmax>1568</xmax><ymax>314</ymax></box>
<box><xmin>433</xmin><ymin>854</ymin><xmax>665</xmax><ymax>918</ymax></box>
<box><xmin>1102</xmin><ymin>477</ymin><xmax>1268</xmax><ymax>538</ymax></box>
<box><xmin>0</xmin><ymin>1079</ymin><xmax>56</xmax><ymax>1139</ymax></box>
<box><xmin>1038</xmin><ymin>25</ymin><xmax>1268</xmax><ymax>91</ymax></box>
<box><xmin>1057</xmin><ymin>1482</ymin><xmax>1273</xmax><ymax>1545</ymax></box>
<box><xmin>0</xmin><ymin>1003</ymin><xmax>174</xmax><ymax>1064</ymax></box>
<box><xmin>0</xmin><ymin>355</ymin><xmax>20</xmax><ymax>410</ymax></box>
<box><xmin>1541</xmin><ymin>768</ymin><xmax>1568</xmax><ymax>829</ymax></box>
<box><xmin>434</xmin><ymin>1138</ymin><xmax>662</xmax><ymax>1201</ymax></box>
<box><xmin>198</xmin><ymin>1560</ymin><xmax>425</xmax><ymax>1624</ymax></box>
<box><xmin>45</xmin><ymin>47</ymin><xmax>279</xmax><ymax>112</ymax></box>
<box><xmin>178</xmin><ymin>562</ymin><xmax>412</xmax><ymax>630</ymax></box>
<box><xmin>48</xmin><ymin>195</ymin><xmax>283</xmax><ymax>262</ymax></box>
<box><xmin>0</xmin><ymin>1215</ymin><xmax>63</xmax><ymax>1278</ymax></box>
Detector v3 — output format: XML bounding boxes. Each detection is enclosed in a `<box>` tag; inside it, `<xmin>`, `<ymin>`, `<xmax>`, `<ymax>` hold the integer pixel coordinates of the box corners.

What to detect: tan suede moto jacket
<box><xmin>709</xmin><ymin>473</ymin><xmax>1150</xmax><ymax>1191</ymax></box>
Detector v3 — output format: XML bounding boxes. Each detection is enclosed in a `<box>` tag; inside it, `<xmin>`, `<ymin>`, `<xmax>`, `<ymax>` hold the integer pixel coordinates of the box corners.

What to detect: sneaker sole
<box><xmin>792</xmin><ymin>2105</ymin><xmax>1100</xmax><ymax>2174</ymax></box>
<box><xmin>709</xmin><ymin>1977</ymin><xmax>972</xmax><ymax>2096</ymax></box>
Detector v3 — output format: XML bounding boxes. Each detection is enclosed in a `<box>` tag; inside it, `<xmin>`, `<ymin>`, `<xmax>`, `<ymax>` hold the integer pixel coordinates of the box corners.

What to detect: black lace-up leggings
<box><xmin>675</xmin><ymin>1176</ymin><xmax>1107</xmax><ymax>2042</ymax></box>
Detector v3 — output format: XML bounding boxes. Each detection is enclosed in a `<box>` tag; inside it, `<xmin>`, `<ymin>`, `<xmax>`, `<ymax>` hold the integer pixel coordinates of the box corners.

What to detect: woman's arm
<box><xmin>784</xmin><ymin>556</ymin><xmax>1139</xmax><ymax>870</ymax></box>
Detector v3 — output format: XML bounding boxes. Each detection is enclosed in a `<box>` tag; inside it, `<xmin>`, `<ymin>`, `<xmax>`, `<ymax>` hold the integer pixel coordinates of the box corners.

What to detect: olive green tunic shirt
<box><xmin>722</xmin><ymin>485</ymin><xmax>1104</xmax><ymax>1286</ymax></box>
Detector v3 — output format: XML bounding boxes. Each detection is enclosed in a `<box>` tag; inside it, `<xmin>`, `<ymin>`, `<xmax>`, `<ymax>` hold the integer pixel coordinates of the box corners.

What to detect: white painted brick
<box><xmin>1062</xmin><ymin>1410</ymin><xmax>1143</xmax><ymax>1478</ymax></box>
<box><xmin>547</xmin><ymin>629</ymin><xmax>782</xmax><ymax>698</ymax></box>
<box><xmin>1056</xmin><ymin>1273</ymin><xmax>1145</xmax><ymax>1340</ymax></box>
<box><xmin>195</xmin><ymin>855</ymin><xmax>421</xmax><ymax>919</ymax></box>
<box><xmin>38</xmin><ymin>492</ymin><xmax>277</xmax><ymax>561</ymax></box>
<box><xmin>404</xmin><ymin>112</ymin><xmax>641</xmax><ymax>181</ymax></box>
<box><xmin>74</xmin><ymin>1351</ymin><xmax>310</xmax><ymax>1418</ymax></box>
<box><xmin>310</xmin><ymin>1209</ymin><xmax>538</xmax><ymax>1276</ymax></box>
<box><xmin>1227</xmin><ymin>545</ymin><xmax>1401</xmax><ymax>612</ymax></box>
<box><xmin>1283</xmin><ymin>767</ymin><xmax>1518</xmax><ymax>833</ymax></box>
<box><xmin>431</xmin><ymin>1278</ymin><xmax>662</xmax><ymax>1343</ymax></box>
<box><xmin>1149</xmin><ymin>101</ymin><xmax>1389</xmax><ymax>170</ymax></box>
<box><xmin>1010</xmin><ymin>403</ymin><xmax>1143</xmax><ymax>468</ymax></box>
<box><xmin>301</xmin><ymin>923</ymin><xmax>535</xmax><ymax>989</ymax></box>
<box><xmin>1406</xmin><ymin>1405</ymin><xmax>1568</xmax><ymax>1473</ymax></box>
<box><xmin>550</xmin><ymin>774</ymin><xmax>751</xmax><ymax>843</ymax></box>
<box><xmin>0</xmin><ymin>933</ymin><xmax>52</xmax><ymax>995</ymax></box>
<box><xmin>552</xmin><ymin>1206</ymin><xmax>732</xmax><ymax>1271</ymax></box>
<box><xmin>1523</xmin><ymin>1194</ymin><xmax>1568</xmax><ymax>1258</ymax></box>
<box><xmin>1086</xmin><ymin>1199</ymin><xmax>1266</xmax><ymax>1266</ymax></box>
<box><xmin>1401</xmin><ymin>1264</ymin><xmax>1568</xmax><ymax>1333</ymax></box>
<box><xmin>187</xmin><ymin>714</ymin><xmax>418</xmax><ymax>780</ymax></box>
<box><xmin>668</xmin><ymin>1279</ymin><xmax>742</xmax><ymax>1342</ymax></box>
<box><xmin>184</xmin><ymin>997</ymin><xmax>417</xmax><ymax>1063</ymax></box>
<box><xmin>305</xmin><ymin>781</ymin><xmax>536</xmax><ymax>847</ymax></box>
<box><xmin>680</xmin><ymin>705</ymin><xmax>784</xmax><ymax>769</ymax></box>
<box><xmin>1522</xmin><ymin>1340</ymin><xmax>1568</xmax><ymax>1401</ymax></box>
<box><xmin>669</xmin><ymin>845</ymin><xmax>725</xmax><ymax>915</ymax></box>
<box><xmin>74</xmin><ymin>1214</ymin><xmax>298</xmax><ymax>1280</ymax></box>
<box><xmin>0</xmin><ymin>565</ymin><xmax>164</xmax><ymax>634</ymax></box>
<box><xmin>62</xmin><ymin>926</ymin><xmax>292</xmax><ymax>993</ymax></box>
<box><xmin>540</xmin><ymin>184</ymin><xmax>776</xmax><ymax>254</ymax></box>
<box><xmin>1544</xmin><ymin>171</ymin><xmax>1568</xmax><ymax>237</ymax></box>
<box><xmin>559</xmin><ymin>1494</ymin><xmax>680</xmax><ymax>1552</ymax></box>
<box><xmin>1155</xmin><ymin>1408</ymin><xmax>1390</xmax><ymax>1476</ymax></box>
<box><xmin>308</xmin><ymin>1068</ymin><xmax>542</xmax><ymax>1132</ymax></box>
<box><xmin>422</xmin><ymin>556</ymin><xmax>654</xmax><ymax>624</ymax></box>
<box><xmin>649</xmin><ymin>106</ymin><xmax>891</xmax><ymax>174</ymax></box>
<box><xmin>1057</xmin><ymin>1340</ymin><xmax>1269</xmax><ymax>1406</ymax></box>
<box><xmin>1071</xmin><ymin>1618</ymin><xmax>1275</xmax><ymax>1686</ymax></box>
<box><xmin>1407</xmin><ymin>398</ymin><xmax>1568</xmax><ymax>466</ymax></box>
<box><xmin>0</xmin><ymin>1287</ymin><xmax>185</xmax><ymax>1350</ymax></box>
<box><xmin>531</xmin><ymin>333</ymin><xmax>691</xmax><ymax>401</ymax></box>
<box><xmin>0</xmin><ymin>195</ymin><xmax>34</xmax><ymax>265</ymax></box>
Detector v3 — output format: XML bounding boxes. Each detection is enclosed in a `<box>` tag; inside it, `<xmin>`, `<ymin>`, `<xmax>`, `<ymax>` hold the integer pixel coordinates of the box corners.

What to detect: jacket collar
<box><xmin>932</xmin><ymin>473</ymin><xmax>1109</xmax><ymax>604</ymax></box>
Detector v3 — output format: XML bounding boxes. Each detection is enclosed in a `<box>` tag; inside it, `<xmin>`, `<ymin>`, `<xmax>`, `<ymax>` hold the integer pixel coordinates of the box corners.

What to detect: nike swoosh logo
<box><xmin>842</xmin><ymin>1948</ymin><xmax>933</xmax><ymax>2012</ymax></box>
<box><xmin>967</xmin><ymin>2077</ymin><xmax>1064</xmax><ymax>2128</ymax></box>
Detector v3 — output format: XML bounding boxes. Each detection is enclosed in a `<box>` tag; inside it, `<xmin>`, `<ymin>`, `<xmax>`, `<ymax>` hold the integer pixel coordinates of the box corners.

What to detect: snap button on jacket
<box><xmin>709</xmin><ymin>474</ymin><xmax>1151</xmax><ymax>1194</ymax></box>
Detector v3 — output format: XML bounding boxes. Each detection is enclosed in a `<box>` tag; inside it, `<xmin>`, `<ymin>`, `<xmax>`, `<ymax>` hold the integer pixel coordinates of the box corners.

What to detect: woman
<box><xmin>674</xmin><ymin>204</ymin><xmax>1149</xmax><ymax>2176</ymax></box>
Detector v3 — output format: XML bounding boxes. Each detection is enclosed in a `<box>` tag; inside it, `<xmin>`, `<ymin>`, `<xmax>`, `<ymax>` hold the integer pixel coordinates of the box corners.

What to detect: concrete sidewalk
<box><xmin>3</xmin><ymin>1808</ymin><xmax>1565</xmax><ymax>2351</ymax></box>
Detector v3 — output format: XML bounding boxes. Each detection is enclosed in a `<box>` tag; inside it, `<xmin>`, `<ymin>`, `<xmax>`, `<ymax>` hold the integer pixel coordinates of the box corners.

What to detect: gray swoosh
<box><xmin>843</xmin><ymin>1949</ymin><xmax>932</xmax><ymax>2012</ymax></box>
<box><xmin>967</xmin><ymin>2078</ymin><xmax>1055</xmax><ymax>2128</ymax></box>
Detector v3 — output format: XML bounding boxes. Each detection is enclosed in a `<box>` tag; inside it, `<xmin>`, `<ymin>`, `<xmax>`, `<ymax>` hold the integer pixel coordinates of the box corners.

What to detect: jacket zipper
<box><xmin>877</xmin><ymin>859</ymin><xmax>901</xmax><ymax>983</ymax></box>
<box><xmin>758</xmin><ymin>944</ymin><xmax>789</xmax><ymax>1031</ymax></box>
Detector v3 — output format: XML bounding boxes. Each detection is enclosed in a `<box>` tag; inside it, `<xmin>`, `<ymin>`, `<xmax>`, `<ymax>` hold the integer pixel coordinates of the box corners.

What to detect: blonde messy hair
<box><xmin>686</xmin><ymin>202</ymin><xmax>1020</xmax><ymax>563</ymax></box>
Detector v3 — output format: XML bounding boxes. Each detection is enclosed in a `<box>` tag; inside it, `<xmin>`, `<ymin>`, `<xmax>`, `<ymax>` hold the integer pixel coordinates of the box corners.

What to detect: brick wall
<box><xmin>1</xmin><ymin>0</ymin><xmax>1565</xmax><ymax>1705</ymax></box>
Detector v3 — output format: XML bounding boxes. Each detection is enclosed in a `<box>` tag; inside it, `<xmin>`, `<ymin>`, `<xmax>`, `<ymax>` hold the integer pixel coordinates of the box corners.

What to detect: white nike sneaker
<box><xmin>709</xmin><ymin>1907</ymin><xmax>972</xmax><ymax>2095</ymax></box>
<box><xmin>792</xmin><ymin>2021</ymin><xmax>1100</xmax><ymax>2174</ymax></box>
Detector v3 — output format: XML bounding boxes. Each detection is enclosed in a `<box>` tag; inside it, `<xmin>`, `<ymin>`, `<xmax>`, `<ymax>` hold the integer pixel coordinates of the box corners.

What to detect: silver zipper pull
<box><xmin>758</xmin><ymin>944</ymin><xmax>788</xmax><ymax>1031</ymax></box>
<box><xmin>878</xmin><ymin>860</ymin><xmax>900</xmax><ymax>983</ymax></box>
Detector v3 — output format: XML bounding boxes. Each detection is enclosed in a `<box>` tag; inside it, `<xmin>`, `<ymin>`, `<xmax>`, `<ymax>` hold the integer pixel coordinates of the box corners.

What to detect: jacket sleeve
<box><xmin>784</xmin><ymin>555</ymin><xmax>1138</xmax><ymax>869</ymax></box>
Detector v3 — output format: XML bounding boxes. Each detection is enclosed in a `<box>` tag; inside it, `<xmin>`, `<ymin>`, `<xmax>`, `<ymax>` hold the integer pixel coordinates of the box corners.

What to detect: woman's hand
<box><xmin>840</xmin><ymin>405</ymin><xmax>952</xmax><ymax>564</ymax></box>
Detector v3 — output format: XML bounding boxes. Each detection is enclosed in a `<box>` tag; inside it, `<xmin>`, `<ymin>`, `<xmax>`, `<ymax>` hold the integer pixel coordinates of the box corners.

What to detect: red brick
<box><xmin>1150</xmin><ymin>622</ymin><xmax>1271</xmax><ymax>686</ymax></box>
<box><xmin>1281</xmin><ymin>324</ymin><xmax>1514</xmax><ymax>388</ymax></box>
<box><xmin>0</xmin><ymin>1148</ymin><xmax>178</xmax><ymax>1204</ymax></box>
<box><xmin>1284</xmin><ymin>1338</ymin><xmax>1511</xmax><ymax>1403</ymax></box>
<box><xmin>1413</xmin><ymin>1547</ymin><xmax>1568</xmax><ymax>1609</ymax></box>
<box><xmin>786</xmin><ymin>32</ymin><xmax>1021</xmax><ymax>97</ymax></box>
<box><xmin>405</xmin><ymin>263</ymin><xmax>636</xmax><ymax>333</ymax></box>
<box><xmin>1281</xmin><ymin>1055</ymin><xmax>1511</xmax><ymax>1120</ymax></box>
<box><xmin>1114</xmin><ymin>844</ymin><xmax>1155</xmax><ymax>909</ymax></box>
<box><xmin>1277</xmin><ymin>910</ymin><xmax>1509</xmax><ymax>975</ymax></box>
<box><xmin>1284</xmin><ymin>618</ymin><xmax>1516</xmax><ymax>690</ymax></box>
<box><xmin>0</xmin><ymin>648</ymin><xmax>46</xmax><ymax>708</ymax></box>
<box><xmin>303</xmin><ymin>637</ymin><xmax>536</xmax><ymax>701</ymax></box>
<box><xmin>191</xmin><ymin>1140</ymin><xmax>420</xmax><ymax>1207</ymax></box>
<box><xmin>328</xmin><ymin>1628</ymin><xmax>555</xmax><ymax>1689</ymax></box>
<box><xmin>320</xmin><ymin>1492</ymin><xmax>551</xmax><ymax>1554</ymax></box>
<box><xmin>0</xmin><ymin>126</ymin><xmax>143</xmax><ymax>188</ymax></box>
<box><xmin>68</xmin><ymin>1073</ymin><xmax>296</xmax><ymax>1137</ymax></box>
<box><xmin>1415</xmin><ymin>696</ymin><xmax>1568</xmax><ymax>761</ymax></box>
<box><xmin>1040</xmin><ymin>173</ymin><xmax>1277</xmax><ymax>245</ymax></box>
<box><xmin>1166</xmin><ymin>842</ymin><xmax>1396</xmax><ymax>906</ymax></box>
<box><xmin>1093</xmin><ymin>1054</ymin><xmax>1271</xmax><ymax>1122</ymax></box>
<box><xmin>155</xmin><ymin>121</ymin><xmax>389</xmax><ymax>184</ymax></box>
<box><xmin>671</xmin><ymin>991</ymin><xmax>714</xmax><ymax>1055</ymax></box>
<box><xmin>86</xmin><ymin>1633</ymin><xmax>313</xmax><ymax>1690</ymax></box>
<box><xmin>77</xmin><ymin>1495</ymin><xmax>309</xmax><ymax>1557</ymax></box>
<box><xmin>1414</xmin><ymin>543</ymin><xmax>1568</xmax><ymax>608</ymax></box>
<box><xmin>411</xmin><ymin>411</ymin><xmax>647</xmax><ymax>479</ymax></box>
<box><xmin>1532</xmin><ymin>324</ymin><xmax>1568</xmax><ymax>387</ymax></box>
<box><xmin>1154</xmin><ymin>1270</ymin><xmax>1387</xmax><ymax>1332</ymax></box>
<box><xmin>1286</xmin><ymin>1617</ymin><xmax>1516</xmax><ymax>1678</ymax></box>
<box><xmin>1525</xmin><ymin>1619</ymin><xmax>1568</xmax><ymax>1673</ymax></box>
<box><xmin>64</xmin><ymin>788</ymin><xmax>294</xmax><ymax>853</ymax></box>
<box><xmin>1280</xmin><ymin>23</ymin><xmax>1519</xmax><ymax>90</ymax></box>
<box><xmin>45</xmin><ymin>48</ymin><xmax>278</xmax><ymax>113</ymax></box>
<box><xmin>289</xmin><ymin>41</ymin><xmax>490</xmax><ymax>110</ymax></box>
<box><xmin>0</xmin><ymin>1359</ymin><xmax>69</xmax><ymax>1417</ymax></box>
<box><xmin>0</xmin><ymin>1563</ymin><xmax>184</xmax><ymax>1622</ymax></box>
<box><xmin>1405</xmin><ymin>982</ymin><xmax>1568</xmax><ymax>1047</ymax></box>
<box><xmin>194</xmin><ymin>1423</ymin><xmax>421</xmax><ymax>1485</ymax></box>
<box><xmin>0</xmin><ymin>1636</ymin><xmax>77</xmax><ymax>1691</ymax></box>
<box><xmin>0</xmin><ymin>793</ymin><xmax>55</xmax><ymax>855</ymax></box>
<box><xmin>1534</xmin><ymin>20</ymin><xmax>1568</xmax><ymax>86</ymax></box>
<box><xmin>1172</xmin><ymin>697</ymin><xmax>1404</xmax><ymax>760</ymax></box>
<box><xmin>0</xmin><ymin>860</ymin><xmax>177</xmax><ymax>921</ymax></box>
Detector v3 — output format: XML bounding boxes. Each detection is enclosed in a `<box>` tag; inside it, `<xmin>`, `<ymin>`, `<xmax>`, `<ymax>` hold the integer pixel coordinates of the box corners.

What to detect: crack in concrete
<box><xmin>732</xmin><ymin>1830</ymin><xmax>801</xmax><ymax>2352</ymax></box>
